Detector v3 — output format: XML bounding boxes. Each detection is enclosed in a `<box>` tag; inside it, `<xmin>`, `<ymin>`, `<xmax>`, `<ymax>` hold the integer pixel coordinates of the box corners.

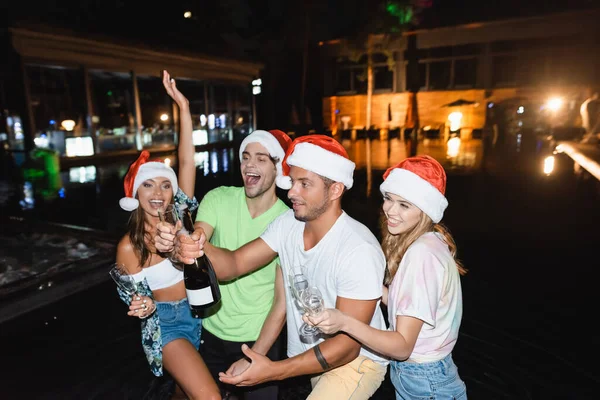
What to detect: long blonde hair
<box><xmin>380</xmin><ymin>211</ymin><xmax>467</xmax><ymax>285</ymax></box>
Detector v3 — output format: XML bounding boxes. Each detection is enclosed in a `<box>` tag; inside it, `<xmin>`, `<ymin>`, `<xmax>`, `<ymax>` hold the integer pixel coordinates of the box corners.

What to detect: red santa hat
<box><xmin>119</xmin><ymin>150</ymin><xmax>178</xmax><ymax>211</ymax></box>
<box><xmin>379</xmin><ymin>155</ymin><xmax>448</xmax><ymax>223</ymax></box>
<box><xmin>239</xmin><ymin>129</ymin><xmax>293</xmax><ymax>189</ymax></box>
<box><xmin>278</xmin><ymin>134</ymin><xmax>355</xmax><ymax>190</ymax></box>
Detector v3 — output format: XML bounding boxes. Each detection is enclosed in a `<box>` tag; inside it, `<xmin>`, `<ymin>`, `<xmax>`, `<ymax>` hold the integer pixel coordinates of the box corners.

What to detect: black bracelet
<box><xmin>313</xmin><ymin>344</ymin><xmax>331</xmax><ymax>371</ymax></box>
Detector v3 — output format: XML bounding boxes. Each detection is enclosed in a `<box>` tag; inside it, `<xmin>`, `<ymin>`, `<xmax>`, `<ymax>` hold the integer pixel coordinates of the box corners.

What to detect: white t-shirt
<box><xmin>261</xmin><ymin>209</ymin><xmax>389</xmax><ymax>365</ymax></box>
<box><xmin>387</xmin><ymin>232</ymin><xmax>463</xmax><ymax>363</ymax></box>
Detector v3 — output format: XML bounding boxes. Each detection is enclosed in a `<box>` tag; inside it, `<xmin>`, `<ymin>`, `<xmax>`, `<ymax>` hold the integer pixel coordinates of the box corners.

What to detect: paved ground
<box><xmin>1</xmin><ymin>136</ymin><xmax>599</xmax><ymax>399</ymax></box>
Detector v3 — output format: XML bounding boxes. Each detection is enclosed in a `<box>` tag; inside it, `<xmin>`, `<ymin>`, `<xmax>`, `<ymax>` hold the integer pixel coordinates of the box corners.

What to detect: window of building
<box><xmin>25</xmin><ymin>65</ymin><xmax>87</xmax><ymax>155</ymax></box>
<box><xmin>374</xmin><ymin>65</ymin><xmax>394</xmax><ymax>92</ymax></box>
<box><xmin>454</xmin><ymin>58</ymin><xmax>478</xmax><ymax>88</ymax></box>
<box><xmin>333</xmin><ymin>53</ymin><xmax>394</xmax><ymax>95</ymax></box>
<box><xmin>492</xmin><ymin>55</ymin><xmax>517</xmax><ymax>87</ymax></box>
<box><xmin>89</xmin><ymin>69</ymin><xmax>136</xmax><ymax>152</ymax></box>
<box><xmin>428</xmin><ymin>61</ymin><xmax>451</xmax><ymax>90</ymax></box>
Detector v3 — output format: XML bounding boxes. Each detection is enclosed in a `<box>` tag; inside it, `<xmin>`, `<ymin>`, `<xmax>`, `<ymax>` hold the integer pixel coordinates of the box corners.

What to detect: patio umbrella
<box><xmin>442</xmin><ymin>99</ymin><xmax>477</xmax><ymax>108</ymax></box>
<box><xmin>290</xmin><ymin>103</ymin><xmax>300</xmax><ymax>125</ymax></box>
<box><xmin>305</xmin><ymin>106</ymin><xmax>312</xmax><ymax>126</ymax></box>
<box><xmin>405</xmin><ymin>92</ymin><xmax>419</xmax><ymax>129</ymax></box>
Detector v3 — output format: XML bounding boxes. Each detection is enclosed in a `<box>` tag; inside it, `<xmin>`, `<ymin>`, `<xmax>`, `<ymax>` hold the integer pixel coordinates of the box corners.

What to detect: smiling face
<box><xmin>287</xmin><ymin>166</ymin><xmax>332</xmax><ymax>222</ymax></box>
<box><xmin>382</xmin><ymin>192</ymin><xmax>423</xmax><ymax>235</ymax></box>
<box><xmin>136</xmin><ymin>177</ymin><xmax>174</xmax><ymax>218</ymax></box>
<box><xmin>241</xmin><ymin>142</ymin><xmax>277</xmax><ymax>199</ymax></box>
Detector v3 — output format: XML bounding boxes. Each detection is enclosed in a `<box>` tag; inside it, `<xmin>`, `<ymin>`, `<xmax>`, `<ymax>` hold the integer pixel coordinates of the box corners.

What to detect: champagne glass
<box><xmin>109</xmin><ymin>263</ymin><xmax>138</xmax><ymax>297</ymax></box>
<box><xmin>297</xmin><ymin>286</ymin><xmax>325</xmax><ymax>343</ymax></box>
<box><xmin>287</xmin><ymin>266</ymin><xmax>324</xmax><ymax>343</ymax></box>
<box><xmin>288</xmin><ymin>266</ymin><xmax>309</xmax><ymax>309</ymax></box>
<box><xmin>158</xmin><ymin>204</ymin><xmax>184</xmax><ymax>268</ymax></box>
<box><xmin>301</xmin><ymin>286</ymin><xmax>325</xmax><ymax>316</ymax></box>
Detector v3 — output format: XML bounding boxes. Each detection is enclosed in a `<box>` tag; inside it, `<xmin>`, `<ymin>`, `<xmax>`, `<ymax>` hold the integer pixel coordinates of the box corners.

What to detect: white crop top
<box><xmin>131</xmin><ymin>258</ymin><xmax>184</xmax><ymax>290</ymax></box>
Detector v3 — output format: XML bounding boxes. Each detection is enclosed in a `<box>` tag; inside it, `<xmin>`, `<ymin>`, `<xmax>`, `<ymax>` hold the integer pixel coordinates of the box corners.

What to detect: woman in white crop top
<box><xmin>114</xmin><ymin>71</ymin><xmax>220</xmax><ymax>400</ymax></box>
<box><xmin>304</xmin><ymin>156</ymin><xmax>469</xmax><ymax>400</ymax></box>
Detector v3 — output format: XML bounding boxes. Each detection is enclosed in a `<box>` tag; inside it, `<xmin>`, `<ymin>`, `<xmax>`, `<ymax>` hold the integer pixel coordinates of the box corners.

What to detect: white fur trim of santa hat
<box><xmin>119</xmin><ymin>162</ymin><xmax>178</xmax><ymax>211</ymax></box>
<box><xmin>239</xmin><ymin>130</ymin><xmax>289</xmax><ymax>189</ymax></box>
<box><xmin>379</xmin><ymin>168</ymin><xmax>448</xmax><ymax>223</ymax></box>
<box><xmin>286</xmin><ymin>142</ymin><xmax>355</xmax><ymax>189</ymax></box>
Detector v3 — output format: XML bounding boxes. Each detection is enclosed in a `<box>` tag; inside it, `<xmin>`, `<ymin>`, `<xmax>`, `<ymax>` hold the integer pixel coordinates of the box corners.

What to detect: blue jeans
<box><xmin>390</xmin><ymin>353</ymin><xmax>467</xmax><ymax>400</ymax></box>
<box><xmin>155</xmin><ymin>298</ymin><xmax>202</xmax><ymax>349</ymax></box>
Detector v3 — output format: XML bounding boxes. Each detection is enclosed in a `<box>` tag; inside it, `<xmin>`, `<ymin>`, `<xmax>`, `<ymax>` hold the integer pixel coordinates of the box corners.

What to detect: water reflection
<box><xmin>344</xmin><ymin>137</ymin><xmax>483</xmax><ymax>172</ymax></box>
<box><xmin>68</xmin><ymin>166</ymin><xmax>96</xmax><ymax>184</ymax></box>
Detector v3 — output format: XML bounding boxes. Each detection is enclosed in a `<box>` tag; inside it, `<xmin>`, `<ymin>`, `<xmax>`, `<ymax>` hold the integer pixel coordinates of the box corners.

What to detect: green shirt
<box><xmin>196</xmin><ymin>186</ymin><xmax>289</xmax><ymax>341</ymax></box>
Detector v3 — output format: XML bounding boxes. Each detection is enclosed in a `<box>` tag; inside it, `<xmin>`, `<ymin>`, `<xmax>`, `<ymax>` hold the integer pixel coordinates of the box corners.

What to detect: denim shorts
<box><xmin>155</xmin><ymin>298</ymin><xmax>202</xmax><ymax>349</ymax></box>
<box><xmin>390</xmin><ymin>353</ymin><xmax>467</xmax><ymax>400</ymax></box>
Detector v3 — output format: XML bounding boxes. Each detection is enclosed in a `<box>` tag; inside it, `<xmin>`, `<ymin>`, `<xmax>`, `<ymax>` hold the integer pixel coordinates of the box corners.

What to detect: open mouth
<box><xmin>244</xmin><ymin>172</ymin><xmax>261</xmax><ymax>186</ymax></box>
<box><xmin>387</xmin><ymin>217</ymin><xmax>400</xmax><ymax>227</ymax></box>
<box><xmin>148</xmin><ymin>199</ymin><xmax>165</xmax><ymax>209</ymax></box>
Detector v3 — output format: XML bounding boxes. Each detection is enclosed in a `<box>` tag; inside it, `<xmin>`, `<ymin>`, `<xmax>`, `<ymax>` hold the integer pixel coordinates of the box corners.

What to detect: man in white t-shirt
<box><xmin>171</xmin><ymin>134</ymin><xmax>389</xmax><ymax>400</ymax></box>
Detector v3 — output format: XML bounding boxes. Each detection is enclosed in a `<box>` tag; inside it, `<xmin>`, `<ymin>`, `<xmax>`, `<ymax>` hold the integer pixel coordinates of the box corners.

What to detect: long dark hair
<box><xmin>380</xmin><ymin>211</ymin><xmax>467</xmax><ymax>285</ymax></box>
<box><xmin>127</xmin><ymin>196</ymin><xmax>174</xmax><ymax>268</ymax></box>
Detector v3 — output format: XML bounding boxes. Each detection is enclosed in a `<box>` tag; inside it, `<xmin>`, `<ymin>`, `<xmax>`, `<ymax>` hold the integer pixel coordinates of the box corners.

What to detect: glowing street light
<box><xmin>61</xmin><ymin>119</ymin><xmax>76</xmax><ymax>131</ymax></box>
<box><xmin>448</xmin><ymin>112</ymin><xmax>463</xmax><ymax>132</ymax></box>
<box><xmin>184</xmin><ymin>11</ymin><xmax>192</xmax><ymax>19</ymax></box>
<box><xmin>546</xmin><ymin>97</ymin><xmax>563</xmax><ymax>112</ymax></box>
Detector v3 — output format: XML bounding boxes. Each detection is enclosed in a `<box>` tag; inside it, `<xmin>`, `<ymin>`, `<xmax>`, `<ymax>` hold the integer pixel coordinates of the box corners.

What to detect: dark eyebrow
<box><xmin>242</xmin><ymin>151</ymin><xmax>270</xmax><ymax>157</ymax></box>
<box><xmin>291</xmin><ymin>177</ymin><xmax>312</xmax><ymax>183</ymax></box>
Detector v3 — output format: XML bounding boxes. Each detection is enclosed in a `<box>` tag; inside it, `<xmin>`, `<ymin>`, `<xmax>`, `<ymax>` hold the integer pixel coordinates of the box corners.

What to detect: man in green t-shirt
<box><xmin>195</xmin><ymin>129</ymin><xmax>291</xmax><ymax>400</ymax></box>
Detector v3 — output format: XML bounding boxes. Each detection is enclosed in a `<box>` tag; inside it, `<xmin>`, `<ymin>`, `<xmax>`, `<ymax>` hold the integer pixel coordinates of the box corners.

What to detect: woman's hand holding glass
<box><xmin>109</xmin><ymin>263</ymin><xmax>155</xmax><ymax>319</ymax></box>
<box><xmin>128</xmin><ymin>295</ymin><xmax>156</xmax><ymax>319</ymax></box>
<box><xmin>302</xmin><ymin>307</ymin><xmax>347</xmax><ymax>335</ymax></box>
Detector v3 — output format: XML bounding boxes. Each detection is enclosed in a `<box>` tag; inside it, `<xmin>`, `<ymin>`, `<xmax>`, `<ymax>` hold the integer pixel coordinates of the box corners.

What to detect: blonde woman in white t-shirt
<box><xmin>304</xmin><ymin>155</ymin><xmax>469</xmax><ymax>400</ymax></box>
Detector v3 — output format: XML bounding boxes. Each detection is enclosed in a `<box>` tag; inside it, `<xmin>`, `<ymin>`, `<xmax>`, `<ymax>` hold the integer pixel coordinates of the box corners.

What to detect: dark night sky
<box><xmin>3</xmin><ymin>0</ymin><xmax>598</xmax><ymax>130</ymax></box>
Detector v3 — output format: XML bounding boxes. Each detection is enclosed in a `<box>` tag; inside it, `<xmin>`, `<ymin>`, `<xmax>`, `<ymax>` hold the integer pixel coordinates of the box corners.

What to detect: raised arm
<box><xmin>163</xmin><ymin>69</ymin><xmax>195</xmax><ymax>198</ymax></box>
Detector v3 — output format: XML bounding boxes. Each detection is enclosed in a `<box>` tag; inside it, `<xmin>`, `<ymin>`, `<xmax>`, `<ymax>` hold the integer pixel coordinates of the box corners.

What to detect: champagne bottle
<box><xmin>178</xmin><ymin>205</ymin><xmax>221</xmax><ymax>312</ymax></box>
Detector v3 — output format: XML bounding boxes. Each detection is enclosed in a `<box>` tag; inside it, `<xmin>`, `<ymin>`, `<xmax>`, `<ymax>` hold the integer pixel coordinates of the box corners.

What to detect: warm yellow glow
<box><xmin>423</xmin><ymin>125</ymin><xmax>431</xmax><ymax>131</ymax></box>
<box><xmin>164</xmin><ymin>158</ymin><xmax>171</xmax><ymax>168</ymax></box>
<box><xmin>447</xmin><ymin>137</ymin><xmax>461</xmax><ymax>158</ymax></box>
<box><xmin>448</xmin><ymin>112</ymin><xmax>463</xmax><ymax>132</ymax></box>
<box><xmin>546</xmin><ymin>97</ymin><xmax>563</xmax><ymax>112</ymax></box>
<box><xmin>543</xmin><ymin>156</ymin><xmax>555</xmax><ymax>175</ymax></box>
<box><xmin>184</xmin><ymin>11</ymin><xmax>192</xmax><ymax>18</ymax></box>
<box><xmin>61</xmin><ymin>119</ymin><xmax>76</xmax><ymax>131</ymax></box>
<box><xmin>160</xmin><ymin>114</ymin><xmax>169</xmax><ymax>122</ymax></box>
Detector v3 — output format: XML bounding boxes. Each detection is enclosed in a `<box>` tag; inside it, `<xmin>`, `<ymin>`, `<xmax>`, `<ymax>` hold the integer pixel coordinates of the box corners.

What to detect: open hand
<box><xmin>225</xmin><ymin>357</ymin><xmax>251</xmax><ymax>377</ymax></box>
<box><xmin>162</xmin><ymin>70</ymin><xmax>189</xmax><ymax>109</ymax></box>
<box><xmin>218</xmin><ymin>344</ymin><xmax>277</xmax><ymax>386</ymax></box>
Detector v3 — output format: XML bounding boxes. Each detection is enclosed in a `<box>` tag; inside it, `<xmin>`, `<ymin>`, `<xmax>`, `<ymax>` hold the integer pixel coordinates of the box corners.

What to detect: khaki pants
<box><xmin>308</xmin><ymin>356</ymin><xmax>388</xmax><ymax>400</ymax></box>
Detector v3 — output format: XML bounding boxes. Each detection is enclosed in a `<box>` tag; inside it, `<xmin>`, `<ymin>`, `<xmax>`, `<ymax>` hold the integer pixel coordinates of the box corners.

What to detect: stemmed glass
<box><xmin>157</xmin><ymin>204</ymin><xmax>185</xmax><ymax>269</ymax></box>
<box><xmin>288</xmin><ymin>266</ymin><xmax>325</xmax><ymax>344</ymax></box>
<box><xmin>109</xmin><ymin>263</ymin><xmax>138</xmax><ymax>297</ymax></box>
